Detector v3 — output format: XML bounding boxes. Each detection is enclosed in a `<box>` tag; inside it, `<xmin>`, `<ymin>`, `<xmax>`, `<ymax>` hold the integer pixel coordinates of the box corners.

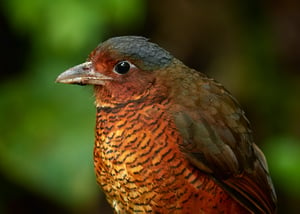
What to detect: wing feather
<box><xmin>171</xmin><ymin>72</ymin><xmax>277</xmax><ymax>213</ymax></box>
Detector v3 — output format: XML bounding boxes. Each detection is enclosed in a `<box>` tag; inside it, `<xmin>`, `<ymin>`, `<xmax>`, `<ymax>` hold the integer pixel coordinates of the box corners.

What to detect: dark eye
<box><xmin>113</xmin><ymin>61</ymin><xmax>132</xmax><ymax>74</ymax></box>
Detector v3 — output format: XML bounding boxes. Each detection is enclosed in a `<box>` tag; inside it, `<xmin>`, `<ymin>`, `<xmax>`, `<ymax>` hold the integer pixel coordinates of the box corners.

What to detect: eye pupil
<box><xmin>114</xmin><ymin>61</ymin><xmax>131</xmax><ymax>74</ymax></box>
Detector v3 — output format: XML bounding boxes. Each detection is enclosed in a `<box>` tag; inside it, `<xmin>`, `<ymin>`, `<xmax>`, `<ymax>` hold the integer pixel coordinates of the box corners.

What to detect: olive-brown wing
<box><xmin>172</xmin><ymin>79</ymin><xmax>277</xmax><ymax>213</ymax></box>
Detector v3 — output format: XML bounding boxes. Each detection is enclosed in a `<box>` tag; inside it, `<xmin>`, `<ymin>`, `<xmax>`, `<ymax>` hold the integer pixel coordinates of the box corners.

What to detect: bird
<box><xmin>56</xmin><ymin>36</ymin><xmax>277</xmax><ymax>213</ymax></box>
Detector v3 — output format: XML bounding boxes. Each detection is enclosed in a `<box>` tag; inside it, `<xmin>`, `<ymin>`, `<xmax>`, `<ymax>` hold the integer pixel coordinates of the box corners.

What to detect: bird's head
<box><xmin>56</xmin><ymin>36</ymin><xmax>176</xmax><ymax>107</ymax></box>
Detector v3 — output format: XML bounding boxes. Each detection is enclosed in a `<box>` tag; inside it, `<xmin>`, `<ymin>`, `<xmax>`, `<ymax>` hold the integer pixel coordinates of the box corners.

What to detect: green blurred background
<box><xmin>0</xmin><ymin>0</ymin><xmax>299</xmax><ymax>213</ymax></box>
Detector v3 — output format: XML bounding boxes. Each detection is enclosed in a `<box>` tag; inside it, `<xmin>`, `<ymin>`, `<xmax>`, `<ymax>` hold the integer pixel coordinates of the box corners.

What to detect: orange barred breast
<box><xmin>94</xmin><ymin>99</ymin><xmax>248</xmax><ymax>213</ymax></box>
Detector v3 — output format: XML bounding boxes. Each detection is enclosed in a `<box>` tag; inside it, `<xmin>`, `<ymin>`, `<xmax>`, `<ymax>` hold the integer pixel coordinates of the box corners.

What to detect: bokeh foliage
<box><xmin>0</xmin><ymin>0</ymin><xmax>146</xmax><ymax>213</ymax></box>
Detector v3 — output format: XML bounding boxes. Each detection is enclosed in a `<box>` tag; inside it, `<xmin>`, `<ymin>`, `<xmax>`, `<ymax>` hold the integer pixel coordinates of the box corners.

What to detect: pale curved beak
<box><xmin>56</xmin><ymin>61</ymin><xmax>112</xmax><ymax>85</ymax></box>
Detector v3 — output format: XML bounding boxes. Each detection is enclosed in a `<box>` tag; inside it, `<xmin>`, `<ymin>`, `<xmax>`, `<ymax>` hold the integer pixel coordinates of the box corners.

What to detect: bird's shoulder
<box><xmin>164</xmin><ymin>66</ymin><xmax>276</xmax><ymax>213</ymax></box>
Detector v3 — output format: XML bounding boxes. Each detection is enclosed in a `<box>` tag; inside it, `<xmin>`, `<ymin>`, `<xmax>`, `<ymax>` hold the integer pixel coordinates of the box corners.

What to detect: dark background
<box><xmin>0</xmin><ymin>0</ymin><xmax>299</xmax><ymax>213</ymax></box>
